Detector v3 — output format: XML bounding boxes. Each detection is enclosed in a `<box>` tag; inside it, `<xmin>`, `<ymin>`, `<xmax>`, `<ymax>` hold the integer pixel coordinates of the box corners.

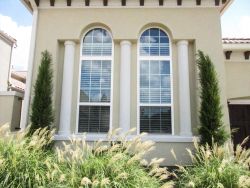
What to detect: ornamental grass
<box><xmin>175</xmin><ymin>138</ymin><xmax>250</xmax><ymax>188</ymax></box>
<box><xmin>0</xmin><ymin>125</ymin><xmax>174</xmax><ymax>188</ymax></box>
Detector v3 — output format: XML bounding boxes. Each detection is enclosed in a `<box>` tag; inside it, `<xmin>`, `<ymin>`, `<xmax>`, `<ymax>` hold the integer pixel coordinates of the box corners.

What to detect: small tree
<box><xmin>197</xmin><ymin>50</ymin><xmax>228</xmax><ymax>146</ymax></box>
<box><xmin>30</xmin><ymin>50</ymin><xmax>54</xmax><ymax>134</ymax></box>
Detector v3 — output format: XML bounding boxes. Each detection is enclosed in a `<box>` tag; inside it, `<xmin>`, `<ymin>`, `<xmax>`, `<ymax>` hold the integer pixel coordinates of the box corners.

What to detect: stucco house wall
<box><xmin>223</xmin><ymin>40</ymin><xmax>250</xmax><ymax>100</ymax></box>
<box><xmin>20</xmin><ymin>0</ymin><xmax>233</xmax><ymax>165</ymax></box>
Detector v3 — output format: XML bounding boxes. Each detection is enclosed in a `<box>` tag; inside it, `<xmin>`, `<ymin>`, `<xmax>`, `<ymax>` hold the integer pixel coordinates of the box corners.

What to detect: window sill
<box><xmin>54</xmin><ymin>134</ymin><xmax>197</xmax><ymax>143</ymax></box>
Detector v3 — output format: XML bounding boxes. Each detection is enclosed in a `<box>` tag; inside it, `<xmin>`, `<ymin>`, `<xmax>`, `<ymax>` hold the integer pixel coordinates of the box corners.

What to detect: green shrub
<box><xmin>197</xmin><ymin>50</ymin><xmax>229</xmax><ymax>146</ymax></box>
<box><xmin>30</xmin><ymin>50</ymin><xmax>54</xmax><ymax>135</ymax></box>
<box><xmin>175</xmin><ymin>138</ymin><xmax>250</xmax><ymax>188</ymax></box>
<box><xmin>0</xmin><ymin>125</ymin><xmax>174</xmax><ymax>188</ymax></box>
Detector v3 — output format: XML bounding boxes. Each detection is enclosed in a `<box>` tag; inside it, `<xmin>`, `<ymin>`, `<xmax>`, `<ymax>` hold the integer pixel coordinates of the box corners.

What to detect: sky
<box><xmin>0</xmin><ymin>0</ymin><xmax>250</xmax><ymax>71</ymax></box>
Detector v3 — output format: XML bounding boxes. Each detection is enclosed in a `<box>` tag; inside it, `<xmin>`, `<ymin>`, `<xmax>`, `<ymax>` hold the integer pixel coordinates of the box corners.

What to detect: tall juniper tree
<box><xmin>197</xmin><ymin>50</ymin><xmax>228</xmax><ymax>146</ymax></box>
<box><xmin>30</xmin><ymin>50</ymin><xmax>54</xmax><ymax>134</ymax></box>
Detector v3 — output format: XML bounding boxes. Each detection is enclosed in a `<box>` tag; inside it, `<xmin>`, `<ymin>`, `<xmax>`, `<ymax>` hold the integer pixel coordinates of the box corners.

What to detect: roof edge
<box><xmin>20</xmin><ymin>0</ymin><xmax>33</xmax><ymax>13</ymax></box>
<box><xmin>220</xmin><ymin>0</ymin><xmax>234</xmax><ymax>15</ymax></box>
<box><xmin>0</xmin><ymin>30</ymin><xmax>16</xmax><ymax>46</ymax></box>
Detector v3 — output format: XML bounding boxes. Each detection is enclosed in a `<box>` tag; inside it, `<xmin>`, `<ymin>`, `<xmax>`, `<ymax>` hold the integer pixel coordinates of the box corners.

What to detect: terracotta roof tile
<box><xmin>222</xmin><ymin>38</ymin><xmax>250</xmax><ymax>44</ymax></box>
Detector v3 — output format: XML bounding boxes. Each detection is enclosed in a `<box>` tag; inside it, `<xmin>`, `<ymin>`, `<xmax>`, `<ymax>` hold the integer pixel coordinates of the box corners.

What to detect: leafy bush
<box><xmin>30</xmin><ymin>50</ymin><xmax>54</xmax><ymax>134</ymax></box>
<box><xmin>175</xmin><ymin>138</ymin><xmax>250</xmax><ymax>188</ymax></box>
<box><xmin>197</xmin><ymin>50</ymin><xmax>229</xmax><ymax>146</ymax></box>
<box><xmin>0</xmin><ymin>125</ymin><xmax>174</xmax><ymax>188</ymax></box>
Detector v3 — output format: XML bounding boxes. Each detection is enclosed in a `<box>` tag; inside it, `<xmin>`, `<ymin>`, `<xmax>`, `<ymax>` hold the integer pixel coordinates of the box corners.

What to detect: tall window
<box><xmin>139</xmin><ymin>28</ymin><xmax>172</xmax><ymax>134</ymax></box>
<box><xmin>78</xmin><ymin>28</ymin><xmax>113</xmax><ymax>133</ymax></box>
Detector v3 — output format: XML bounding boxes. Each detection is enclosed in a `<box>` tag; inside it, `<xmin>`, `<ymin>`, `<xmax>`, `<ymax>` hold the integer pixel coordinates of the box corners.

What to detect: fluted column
<box><xmin>177</xmin><ymin>40</ymin><xmax>192</xmax><ymax>136</ymax></box>
<box><xmin>119</xmin><ymin>40</ymin><xmax>132</xmax><ymax>133</ymax></box>
<box><xmin>58</xmin><ymin>40</ymin><xmax>75</xmax><ymax>135</ymax></box>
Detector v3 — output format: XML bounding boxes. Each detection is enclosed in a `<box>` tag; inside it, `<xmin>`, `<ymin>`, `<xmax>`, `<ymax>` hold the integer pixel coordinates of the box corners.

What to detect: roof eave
<box><xmin>220</xmin><ymin>0</ymin><xmax>234</xmax><ymax>15</ymax></box>
<box><xmin>20</xmin><ymin>0</ymin><xmax>34</xmax><ymax>13</ymax></box>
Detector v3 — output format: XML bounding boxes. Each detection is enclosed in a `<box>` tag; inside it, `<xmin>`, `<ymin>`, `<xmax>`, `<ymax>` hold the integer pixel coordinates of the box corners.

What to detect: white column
<box><xmin>177</xmin><ymin>40</ymin><xmax>192</xmax><ymax>136</ymax></box>
<box><xmin>58</xmin><ymin>40</ymin><xmax>75</xmax><ymax>135</ymax></box>
<box><xmin>119</xmin><ymin>40</ymin><xmax>132</xmax><ymax>133</ymax></box>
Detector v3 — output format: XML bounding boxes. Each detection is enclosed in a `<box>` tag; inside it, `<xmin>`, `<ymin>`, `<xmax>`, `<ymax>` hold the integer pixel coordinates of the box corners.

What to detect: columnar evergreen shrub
<box><xmin>30</xmin><ymin>50</ymin><xmax>54</xmax><ymax>134</ymax></box>
<box><xmin>197</xmin><ymin>50</ymin><xmax>228</xmax><ymax>146</ymax></box>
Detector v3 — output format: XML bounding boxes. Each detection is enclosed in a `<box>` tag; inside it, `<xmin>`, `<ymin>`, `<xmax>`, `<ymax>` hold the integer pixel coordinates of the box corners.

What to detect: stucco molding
<box><xmin>54</xmin><ymin>134</ymin><xmax>198</xmax><ymax>143</ymax></box>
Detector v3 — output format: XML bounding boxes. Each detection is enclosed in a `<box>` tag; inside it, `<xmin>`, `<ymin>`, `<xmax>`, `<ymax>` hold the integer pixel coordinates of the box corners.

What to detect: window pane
<box><xmin>150</xmin><ymin>28</ymin><xmax>159</xmax><ymax>36</ymax></box>
<box><xmin>80</xmin><ymin>60</ymin><xmax>111</xmax><ymax>103</ymax></box>
<box><xmin>161</xmin><ymin>75</ymin><xmax>170</xmax><ymax>89</ymax></box>
<box><xmin>150</xmin><ymin>75</ymin><xmax>160</xmax><ymax>88</ymax></box>
<box><xmin>140</xmin><ymin>60</ymin><xmax>149</xmax><ymax>74</ymax></box>
<box><xmin>140</xmin><ymin>106</ymin><xmax>171</xmax><ymax>134</ymax></box>
<box><xmin>80</xmin><ymin>89</ymin><xmax>89</xmax><ymax>102</ymax></box>
<box><xmin>150</xmin><ymin>61</ymin><xmax>159</xmax><ymax>74</ymax></box>
<box><xmin>140</xmin><ymin>89</ymin><xmax>149</xmax><ymax>103</ymax></box>
<box><xmin>150</xmin><ymin>89</ymin><xmax>160</xmax><ymax>103</ymax></box>
<box><xmin>90</xmin><ymin>89</ymin><xmax>101</xmax><ymax>102</ymax></box>
<box><xmin>140</xmin><ymin>60</ymin><xmax>171</xmax><ymax>105</ymax></box>
<box><xmin>160</xmin><ymin>61</ymin><xmax>170</xmax><ymax>74</ymax></box>
<box><xmin>139</xmin><ymin>28</ymin><xmax>170</xmax><ymax>56</ymax></box>
<box><xmin>78</xmin><ymin>106</ymin><xmax>110</xmax><ymax>133</ymax></box>
<box><xmin>161</xmin><ymin>89</ymin><xmax>171</xmax><ymax>103</ymax></box>
<box><xmin>82</xmin><ymin>28</ymin><xmax>112</xmax><ymax>56</ymax></box>
<box><xmin>140</xmin><ymin>75</ymin><xmax>149</xmax><ymax>88</ymax></box>
<box><xmin>141</xmin><ymin>29</ymin><xmax>150</xmax><ymax>37</ymax></box>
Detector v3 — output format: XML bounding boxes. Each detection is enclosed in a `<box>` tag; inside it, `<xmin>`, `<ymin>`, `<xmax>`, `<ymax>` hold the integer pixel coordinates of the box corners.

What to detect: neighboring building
<box><xmin>20</xmin><ymin>0</ymin><xmax>245</xmax><ymax>165</ymax></box>
<box><xmin>10</xmin><ymin>71</ymin><xmax>27</xmax><ymax>93</ymax></box>
<box><xmin>223</xmin><ymin>38</ymin><xmax>250</xmax><ymax>148</ymax></box>
<box><xmin>0</xmin><ymin>31</ymin><xmax>24</xmax><ymax>131</ymax></box>
<box><xmin>0</xmin><ymin>30</ymin><xmax>16</xmax><ymax>91</ymax></box>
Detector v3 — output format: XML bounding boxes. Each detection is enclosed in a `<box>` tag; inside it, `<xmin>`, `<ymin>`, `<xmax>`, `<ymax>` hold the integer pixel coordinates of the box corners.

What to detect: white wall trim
<box><xmin>54</xmin><ymin>133</ymin><xmax>197</xmax><ymax>143</ymax></box>
<box><xmin>223</xmin><ymin>44</ymin><xmax>250</xmax><ymax>51</ymax></box>
<box><xmin>228</xmin><ymin>99</ymin><xmax>250</xmax><ymax>105</ymax></box>
<box><xmin>20</xmin><ymin>10</ymin><xmax>38</xmax><ymax>130</ymax></box>
<box><xmin>0</xmin><ymin>91</ymin><xmax>24</xmax><ymax>98</ymax></box>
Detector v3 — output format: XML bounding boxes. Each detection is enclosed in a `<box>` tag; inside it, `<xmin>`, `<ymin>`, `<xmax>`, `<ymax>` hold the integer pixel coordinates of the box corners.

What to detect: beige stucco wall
<box><xmin>0</xmin><ymin>91</ymin><xmax>23</xmax><ymax>131</ymax></box>
<box><xmin>0</xmin><ymin>38</ymin><xmax>12</xmax><ymax>91</ymax></box>
<box><xmin>29</xmin><ymin>7</ymin><xmax>229</xmax><ymax>164</ymax></box>
<box><xmin>225</xmin><ymin>51</ymin><xmax>250</xmax><ymax>99</ymax></box>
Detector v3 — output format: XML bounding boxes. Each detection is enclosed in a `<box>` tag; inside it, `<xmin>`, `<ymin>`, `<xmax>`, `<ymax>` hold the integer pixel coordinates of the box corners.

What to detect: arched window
<box><xmin>138</xmin><ymin>28</ymin><xmax>172</xmax><ymax>134</ymax></box>
<box><xmin>78</xmin><ymin>28</ymin><xmax>113</xmax><ymax>133</ymax></box>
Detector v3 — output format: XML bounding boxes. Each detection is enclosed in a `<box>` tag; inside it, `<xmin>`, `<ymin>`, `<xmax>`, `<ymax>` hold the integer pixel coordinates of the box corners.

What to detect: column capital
<box><xmin>120</xmin><ymin>40</ymin><xmax>132</xmax><ymax>46</ymax></box>
<box><xmin>177</xmin><ymin>40</ymin><xmax>189</xmax><ymax>46</ymax></box>
<box><xmin>64</xmin><ymin>40</ymin><xmax>76</xmax><ymax>46</ymax></box>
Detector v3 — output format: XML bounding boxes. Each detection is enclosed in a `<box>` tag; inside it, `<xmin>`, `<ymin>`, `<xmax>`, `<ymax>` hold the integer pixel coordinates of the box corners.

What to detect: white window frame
<box><xmin>137</xmin><ymin>27</ymin><xmax>174</xmax><ymax>136</ymax></box>
<box><xmin>76</xmin><ymin>27</ymin><xmax>114</xmax><ymax>138</ymax></box>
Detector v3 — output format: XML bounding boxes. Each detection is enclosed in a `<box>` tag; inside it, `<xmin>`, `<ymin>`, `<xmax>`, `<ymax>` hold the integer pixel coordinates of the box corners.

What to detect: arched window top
<box><xmin>82</xmin><ymin>28</ymin><xmax>112</xmax><ymax>56</ymax></box>
<box><xmin>140</xmin><ymin>28</ymin><xmax>170</xmax><ymax>56</ymax></box>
